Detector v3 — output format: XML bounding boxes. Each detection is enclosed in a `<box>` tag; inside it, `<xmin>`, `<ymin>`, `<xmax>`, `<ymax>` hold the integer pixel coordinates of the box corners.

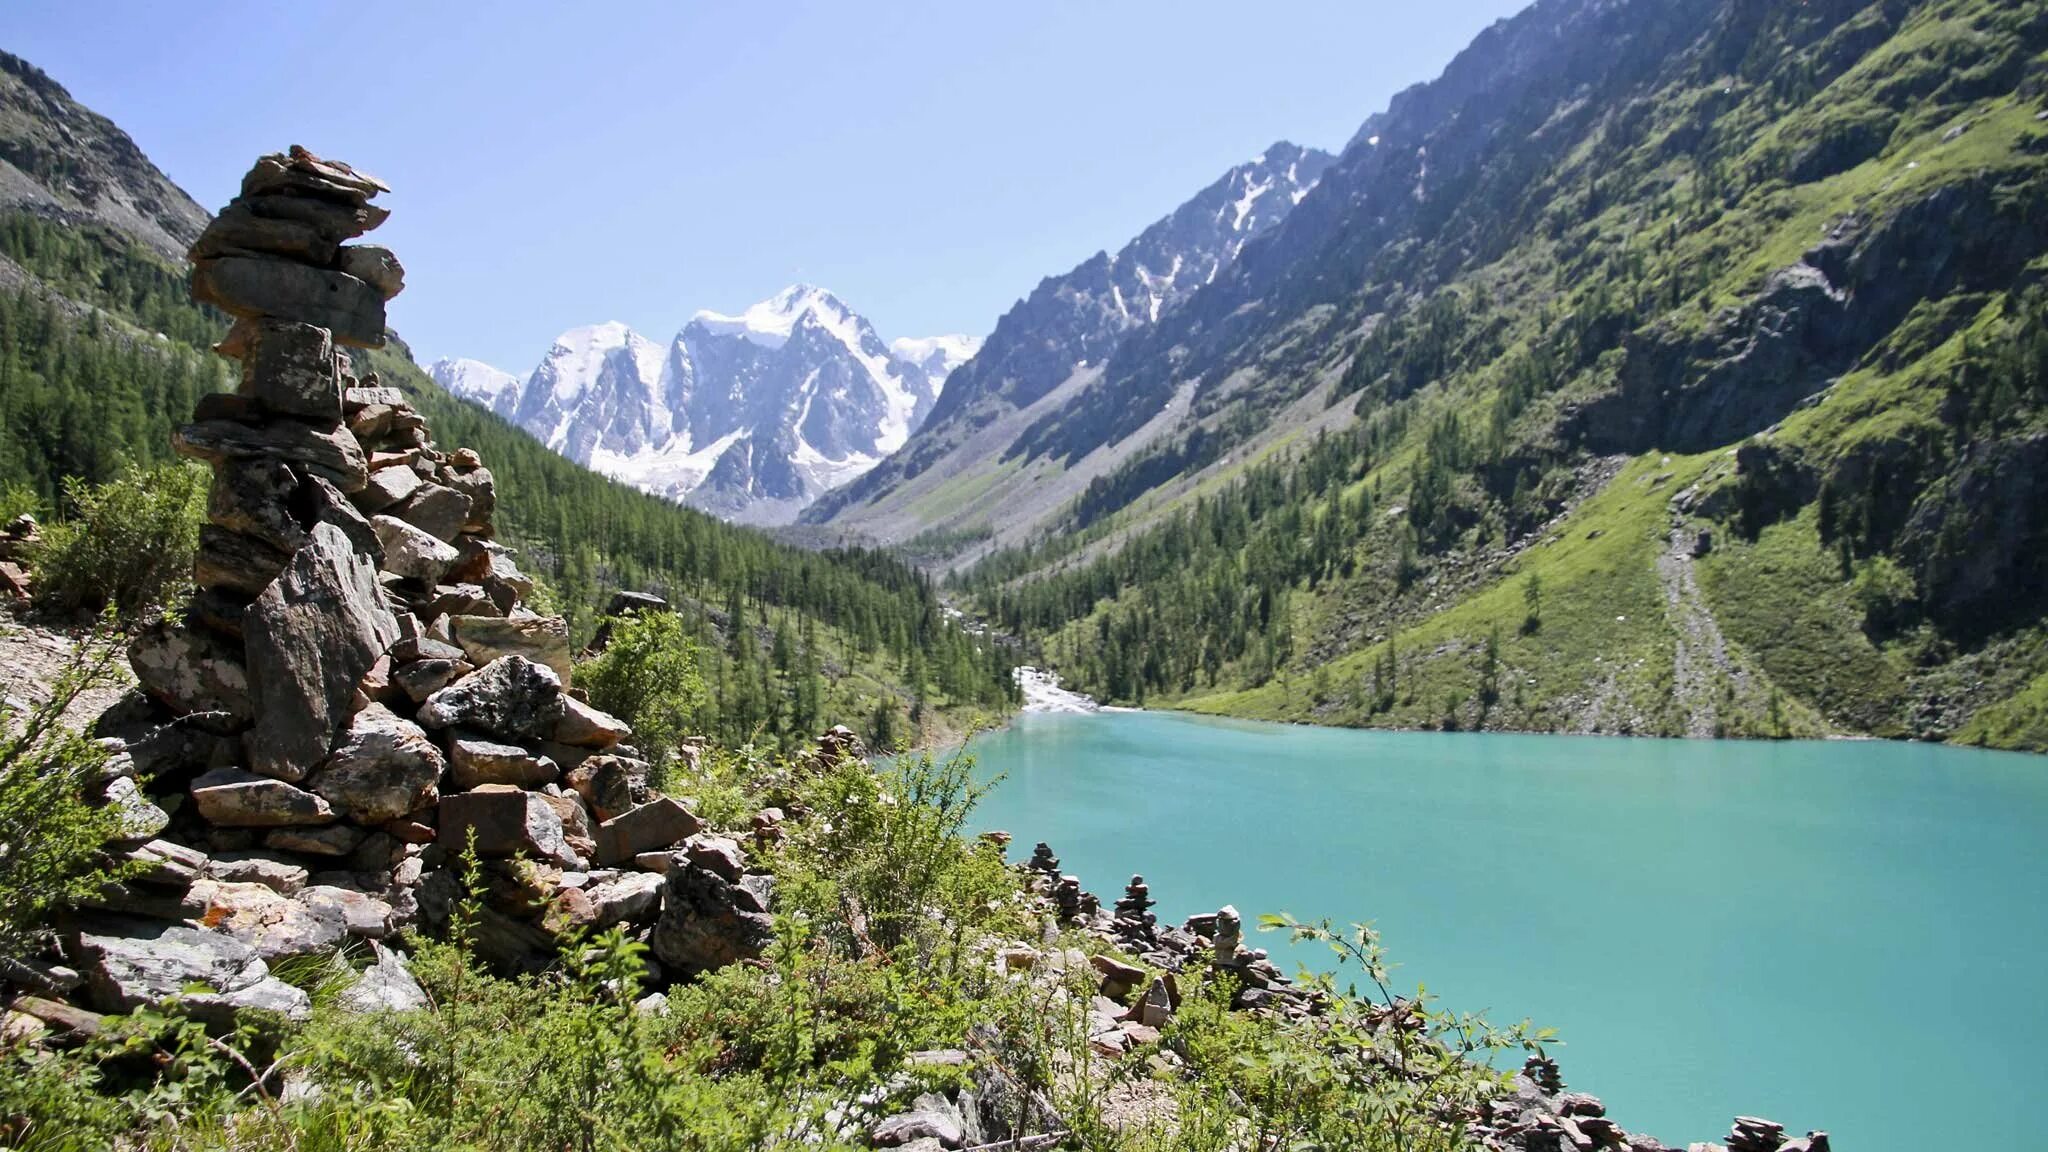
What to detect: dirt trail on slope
<box><xmin>1655</xmin><ymin>521</ymin><xmax>1750</xmax><ymax>738</ymax></box>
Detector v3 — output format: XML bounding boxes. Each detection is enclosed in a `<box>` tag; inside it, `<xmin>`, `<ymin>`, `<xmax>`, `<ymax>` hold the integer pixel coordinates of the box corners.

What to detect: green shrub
<box><xmin>576</xmin><ymin>609</ymin><xmax>709</xmax><ymax>771</ymax></box>
<box><xmin>29</xmin><ymin>462</ymin><xmax>205</xmax><ymax>619</ymax></box>
<box><xmin>0</xmin><ymin>632</ymin><xmax>137</xmax><ymax>961</ymax></box>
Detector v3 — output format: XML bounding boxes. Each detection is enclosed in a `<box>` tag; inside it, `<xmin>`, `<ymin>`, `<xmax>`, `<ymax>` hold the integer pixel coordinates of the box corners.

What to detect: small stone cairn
<box><xmin>5</xmin><ymin>150</ymin><xmax>781</xmax><ymax>1034</ymax></box>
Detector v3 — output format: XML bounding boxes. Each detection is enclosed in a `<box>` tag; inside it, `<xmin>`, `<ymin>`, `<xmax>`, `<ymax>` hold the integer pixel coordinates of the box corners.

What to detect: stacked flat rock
<box><xmin>1025</xmin><ymin>842</ymin><xmax>1060</xmax><ymax>875</ymax></box>
<box><xmin>1113</xmin><ymin>874</ymin><xmax>1156</xmax><ymax>933</ymax></box>
<box><xmin>20</xmin><ymin>151</ymin><xmax>784</xmax><ymax>1030</ymax></box>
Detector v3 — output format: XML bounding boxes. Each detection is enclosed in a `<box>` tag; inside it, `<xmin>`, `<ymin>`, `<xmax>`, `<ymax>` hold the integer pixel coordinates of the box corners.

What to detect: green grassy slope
<box><xmin>961</xmin><ymin>0</ymin><xmax>2048</xmax><ymax>751</ymax></box>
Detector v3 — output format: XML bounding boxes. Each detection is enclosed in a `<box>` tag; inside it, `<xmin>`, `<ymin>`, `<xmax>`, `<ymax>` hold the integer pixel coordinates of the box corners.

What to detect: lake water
<box><xmin>960</xmin><ymin>709</ymin><xmax>2048</xmax><ymax>1151</ymax></box>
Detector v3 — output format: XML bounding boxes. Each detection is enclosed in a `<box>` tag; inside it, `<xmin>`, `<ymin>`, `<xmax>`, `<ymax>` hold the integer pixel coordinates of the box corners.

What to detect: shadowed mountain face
<box><xmin>800</xmin><ymin>141</ymin><xmax>1333</xmax><ymax>540</ymax></box>
<box><xmin>431</xmin><ymin>286</ymin><xmax>981</xmax><ymax>525</ymax></box>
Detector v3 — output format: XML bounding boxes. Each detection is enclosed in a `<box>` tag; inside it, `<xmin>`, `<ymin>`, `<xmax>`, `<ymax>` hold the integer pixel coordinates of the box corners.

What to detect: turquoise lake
<box><xmin>960</xmin><ymin>709</ymin><xmax>2048</xmax><ymax>1151</ymax></box>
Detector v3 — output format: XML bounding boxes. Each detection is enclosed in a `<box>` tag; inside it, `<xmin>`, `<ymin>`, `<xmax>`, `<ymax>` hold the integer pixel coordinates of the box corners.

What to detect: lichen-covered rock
<box><xmin>650</xmin><ymin>862</ymin><xmax>772</xmax><ymax>977</ymax></box>
<box><xmin>337</xmin><ymin>942</ymin><xmax>427</xmax><ymax>1014</ymax></box>
<box><xmin>439</xmin><ymin>784</ymin><xmax>576</xmax><ymax>866</ymax></box>
<box><xmin>190</xmin><ymin>767</ymin><xmax>335</xmax><ymax>827</ymax></box>
<box><xmin>208</xmin><ymin>458</ymin><xmax>306</xmax><ymax>553</ymax></box>
<box><xmin>193</xmin><ymin>524</ymin><xmax>291</xmax><ymax>596</ymax></box>
<box><xmin>237</xmin><ymin>318</ymin><xmax>341</xmax><ymax>422</ymax></box>
<box><xmin>311</xmin><ymin>703</ymin><xmax>444</xmax><ymax>823</ymax></box>
<box><xmin>372</xmin><ymin>515</ymin><xmax>460</xmax><ymax>584</ymax></box>
<box><xmin>450</xmin><ymin>614</ymin><xmax>573</xmax><ymax>683</ymax></box>
<box><xmin>448</xmin><ymin>736</ymin><xmax>557</xmax><ymax>789</ymax></box>
<box><xmin>206</xmin><ymin>851</ymin><xmax>310</xmax><ymax>895</ymax></box>
<box><xmin>416</xmin><ymin>656</ymin><xmax>565</xmax><ymax>741</ymax></box>
<box><xmin>128</xmin><ymin>620</ymin><xmax>253</xmax><ymax>719</ymax></box>
<box><xmin>242</xmin><ymin>522</ymin><xmax>400</xmax><ymax>782</ymax></box>
<box><xmin>191</xmin><ymin>256</ymin><xmax>386</xmax><ymax>348</ymax></box>
<box><xmin>73</xmin><ymin>918</ymin><xmax>310</xmax><ymax>1023</ymax></box>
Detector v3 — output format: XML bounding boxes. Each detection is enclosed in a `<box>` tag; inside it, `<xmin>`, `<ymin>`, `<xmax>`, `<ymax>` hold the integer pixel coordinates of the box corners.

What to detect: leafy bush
<box><xmin>576</xmin><ymin>609</ymin><xmax>709</xmax><ymax>772</ymax></box>
<box><xmin>29</xmin><ymin>462</ymin><xmax>205</xmax><ymax>618</ymax></box>
<box><xmin>0</xmin><ymin>631</ymin><xmax>137</xmax><ymax>961</ymax></box>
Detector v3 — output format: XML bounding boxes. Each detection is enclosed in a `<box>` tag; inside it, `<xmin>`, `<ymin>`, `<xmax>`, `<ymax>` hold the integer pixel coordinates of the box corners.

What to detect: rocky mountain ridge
<box><xmin>801</xmin><ymin>140</ymin><xmax>1334</xmax><ymax>551</ymax></box>
<box><xmin>430</xmin><ymin>286</ymin><xmax>981</xmax><ymax>525</ymax></box>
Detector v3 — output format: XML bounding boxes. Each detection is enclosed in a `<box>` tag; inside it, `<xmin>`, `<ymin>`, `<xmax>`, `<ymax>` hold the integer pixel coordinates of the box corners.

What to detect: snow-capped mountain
<box><xmin>428</xmin><ymin>286</ymin><xmax>980</xmax><ymax>525</ymax></box>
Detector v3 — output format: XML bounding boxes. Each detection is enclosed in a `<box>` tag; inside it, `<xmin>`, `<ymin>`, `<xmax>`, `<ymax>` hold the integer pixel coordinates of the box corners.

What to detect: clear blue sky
<box><xmin>5</xmin><ymin>0</ymin><xmax>1529</xmax><ymax>372</ymax></box>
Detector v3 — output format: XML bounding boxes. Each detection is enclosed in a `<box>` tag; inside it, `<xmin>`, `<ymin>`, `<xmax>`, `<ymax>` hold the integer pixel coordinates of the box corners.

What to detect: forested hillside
<box><xmin>958</xmin><ymin>0</ymin><xmax>2048</xmax><ymax>750</ymax></box>
<box><xmin>0</xmin><ymin>179</ymin><xmax>1014</xmax><ymax>748</ymax></box>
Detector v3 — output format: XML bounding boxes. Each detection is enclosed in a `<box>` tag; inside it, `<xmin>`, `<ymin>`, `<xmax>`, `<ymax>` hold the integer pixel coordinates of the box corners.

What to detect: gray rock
<box><xmin>265</xmin><ymin>823</ymin><xmax>364</xmax><ymax>857</ymax></box>
<box><xmin>439</xmin><ymin>784</ymin><xmax>576</xmax><ymax>866</ymax></box>
<box><xmin>242</xmin><ymin>523</ymin><xmax>401</xmax><ymax>782</ymax></box>
<box><xmin>584</xmin><ymin>871</ymin><xmax>664</xmax><ymax>927</ymax></box>
<box><xmin>191</xmin><ymin>256</ymin><xmax>386</xmax><ymax>348</ymax></box>
<box><xmin>734</xmin><ymin>872</ymin><xmax>775</xmax><ymax>914</ymax></box>
<box><xmin>129</xmin><ymin>620</ymin><xmax>253</xmax><ymax>719</ymax></box>
<box><xmin>416</xmin><ymin>656</ymin><xmax>565</xmax><ymax>741</ymax></box>
<box><xmin>174</xmin><ymin>417</ymin><xmax>368</xmax><ymax>493</ymax></box>
<box><xmin>243</xmin><ymin>191</ymin><xmax>386</xmax><ymax>244</ymax></box>
<box><xmin>191</xmin><ymin>767</ymin><xmax>335</xmax><ymax>827</ymax></box>
<box><xmin>392</xmin><ymin>657</ymin><xmax>470</xmax><ymax>703</ymax></box>
<box><xmin>337</xmin><ymin>245</ymin><xmax>405</xmax><ymax>300</ymax></box>
<box><xmin>208</xmin><ymin>458</ymin><xmax>306</xmax><ymax>554</ymax></box>
<box><xmin>303</xmin><ymin>474</ymin><xmax>383</xmax><ymax>559</ymax></box>
<box><xmin>870</xmin><ymin>1093</ymin><xmax>966</xmax><ymax>1148</ymax></box>
<box><xmin>565</xmin><ymin>753</ymin><xmax>647</xmax><ymax>821</ymax></box>
<box><xmin>344</xmin><ymin>385</ymin><xmax>406</xmax><ymax>410</ymax></box>
<box><xmin>73</xmin><ymin>918</ymin><xmax>311</xmax><ymax>1023</ymax></box>
<box><xmin>682</xmin><ymin>833</ymin><xmax>745</xmax><ymax>882</ymax></box>
<box><xmin>239</xmin><ymin>318</ymin><xmax>341</xmax><ymax>422</ymax></box>
<box><xmin>395</xmin><ymin>482</ymin><xmax>471</xmax><ymax>542</ymax></box>
<box><xmin>338</xmin><ymin>943</ymin><xmax>427</xmax><ymax>1014</ymax></box>
<box><xmin>193</xmin><ymin>524</ymin><xmax>292</xmax><ymax>597</ymax></box>
<box><xmin>450</xmin><ymin>614</ymin><xmax>573</xmax><ymax>683</ymax></box>
<box><xmin>207</xmin><ymin>851</ymin><xmax>310</xmax><ymax>895</ymax></box>
<box><xmin>372</xmin><ymin>515</ymin><xmax>460</xmax><ymax>584</ymax></box>
<box><xmin>101</xmin><ymin>776</ymin><xmax>170</xmax><ymax>843</ymax></box>
<box><xmin>554</xmin><ymin>696</ymin><xmax>630</xmax><ymax>749</ymax></box>
<box><xmin>124</xmin><ymin>838</ymin><xmax>209</xmax><ymax>887</ymax></box>
<box><xmin>358</xmin><ymin>464</ymin><xmax>422</xmax><ymax>514</ymax></box>
<box><xmin>443</xmin><ymin>465</ymin><xmax>495</xmax><ymax>533</ymax></box>
<box><xmin>449</xmin><ymin>736</ymin><xmax>558</xmax><ymax>789</ymax></box>
<box><xmin>650</xmin><ymin>862</ymin><xmax>773</xmax><ymax>977</ymax></box>
<box><xmin>190</xmin><ymin>203</ymin><xmax>337</xmax><ymax>265</ymax></box>
<box><xmin>187</xmin><ymin>879</ymin><xmax>347</xmax><ymax>960</ymax></box>
<box><xmin>595</xmin><ymin>797</ymin><xmax>703</xmax><ymax>866</ymax></box>
<box><xmin>311</xmin><ymin>703</ymin><xmax>444</xmax><ymax>823</ymax></box>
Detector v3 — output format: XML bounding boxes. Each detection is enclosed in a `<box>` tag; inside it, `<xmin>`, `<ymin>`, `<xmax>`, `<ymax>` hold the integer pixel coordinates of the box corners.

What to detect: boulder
<box><xmin>238</xmin><ymin>318</ymin><xmax>341</xmax><ymax>422</ymax></box>
<box><xmin>187</xmin><ymin>879</ymin><xmax>348</xmax><ymax>960</ymax></box>
<box><xmin>190</xmin><ymin>767</ymin><xmax>335</xmax><ymax>827</ymax></box>
<box><xmin>101</xmin><ymin>776</ymin><xmax>170</xmax><ymax>843</ymax></box>
<box><xmin>240</xmin><ymin>148</ymin><xmax>389</xmax><ymax>202</ymax></box>
<box><xmin>443</xmin><ymin>465</ymin><xmax>495</xmax><ymax>533</ymax></box>
<box><xmin>193</xmin><ymin>525</ymin><xmax>291</xmax><ymax>597</ymax></box>
<box><xmin>208</xmin><ymin>458</ymin><xmax>306</xmax><ymax>554</ymax></box>
<box><xmin>416</xmin><ymin>656</ymin><xmax>565</xmax><ymax>741</ymax></box>
<box><xmin>337</xmin><ymin>245</ymin><xmax>405</xmax><ymax>300</ymax></box>
<box><xmin>439</xmin><ymin>785</ymin><xmax>577</xmax><ymax>866</ymax></box>
<box><xmin>242</xmin><ymin>522</ymin><xmax>401</xmax><ymax>782</ymax></box>
<box><xmin>73</xmin><ymin>918</ymin><xmax>310</xmax><ymax>1023</ymax></box>
<box><xmin>129</xmin><ymin>620</ymin><xmax>253</xmax><ymax>718</ymax></box>
<box><xmin>358</xmin><ymin>464</ymin><xmax>422</xmax><ymax>514</ymax></box>
<box><xmin>337</xmin><ymin>942</ymin><xmax>427</xmax><ymax>1014</ymax></box>
<box><xmin>372</xmin><ymin>515</ymin><xmax>460</xmax><ymax>584</ymax></box>
<box><xmin>584</xmin><ymin>872</ymin><xmax>664</xmax><ymax>927</ymax></box>
<box><xmin>123</xmin><ymin>838</ymin><xmax>209</xmax><ymax>887</ymax></box>
<box><xmin>554</xmin><ymin>696</ymin><xmax>630</xmax><ymax>749</ymax></box>
<box><xmin>174</xmin><ymin>417</ymin><xmax>368</xmax><ymax>493</ymax></box>
<box><xmin>538</xmin><ymin>791</ymin><xmax>597</xmax><ymax>858</ymax></box>
<box><xmin>681</xmin><ymin>833</ymin><xmax>745</xmax><ymax>882</ymax></box>
<box><xmin>870</xmin><ymin>1093</ymin><xmax>966</xmax><ymax>1148</ymax></box>
<box><xmin>395</xmin><ymin>482</ymin><xmax>471</xmax><ymax>542</ymax></box>
<box><xmin>451</xmin><ymin>614</ymin><xmax>573</xmax><ymax>683</ymax></box>
<box><xmin>448</xmin><ymin>736</ymin><xmax>558</xmax><ymax>789</ymax></box>
<box><xmin>392</xmin><ymin>657</ymin><xmax>470</xmax><ymax>703</ymax></box>
<box><xmin>596</xmin><ymin>797</ymin><xmax>705</xmax><ymax>867</ymax></box>
<box><xmin>311</xmin><ymin>703</ymin><xmax>444</xmax><ymax>823</ymax></box>
<box><xmin>207</xmin><ymin>851</ymin><xmax>310</xmax><ymax>895</ymax></box>
<box><xmin>649</xmin><ymin>862</ymin><xmax>773</xmax><ymax>977</ymax></box>
<box><xmin>564</xmin><ymin>753</ymin><xmax>647</xmax><ymax>821</ymax></box>
<box><xmin>189</xmin><ymin>203</ymin><xmax>337</xmax><ymax>265</ymax></box>
<box><xmin>191</xmin><ymin>256</ymin><xmax>386</xmax><ymax>348</ymax></box>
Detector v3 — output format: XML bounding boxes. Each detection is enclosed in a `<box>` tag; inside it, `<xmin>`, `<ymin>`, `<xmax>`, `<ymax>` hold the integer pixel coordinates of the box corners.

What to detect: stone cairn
<box><xmin>3</xmin><ymin>149</ymin><xmax>781</xmax><ymax>1035</ymax></box>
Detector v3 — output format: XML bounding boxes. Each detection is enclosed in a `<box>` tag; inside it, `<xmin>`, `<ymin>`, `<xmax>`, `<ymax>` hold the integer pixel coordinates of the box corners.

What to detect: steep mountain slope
<box><xmin>0</xmin><ymin>51</ymin><xmax>207</xmax><ymax>265</ymax></box>
<box><xmin>431</xmin><ymin>286</ymin><xmax>979</xmax><ymax>525</ymax></box>
<box><xmin>801</xmin><ymin>141</ymin><xmax>1333</xmax><ymax>556</ymax></box>
<box><xmin>0</xmin><ymin>59</ymin><xmax>1015</xmax><ymax>746</ymax></box>
<box><xmin>958</xmin><ymin>0</ymin><xmax>2048</xmax><ymax>750</ymax></box>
